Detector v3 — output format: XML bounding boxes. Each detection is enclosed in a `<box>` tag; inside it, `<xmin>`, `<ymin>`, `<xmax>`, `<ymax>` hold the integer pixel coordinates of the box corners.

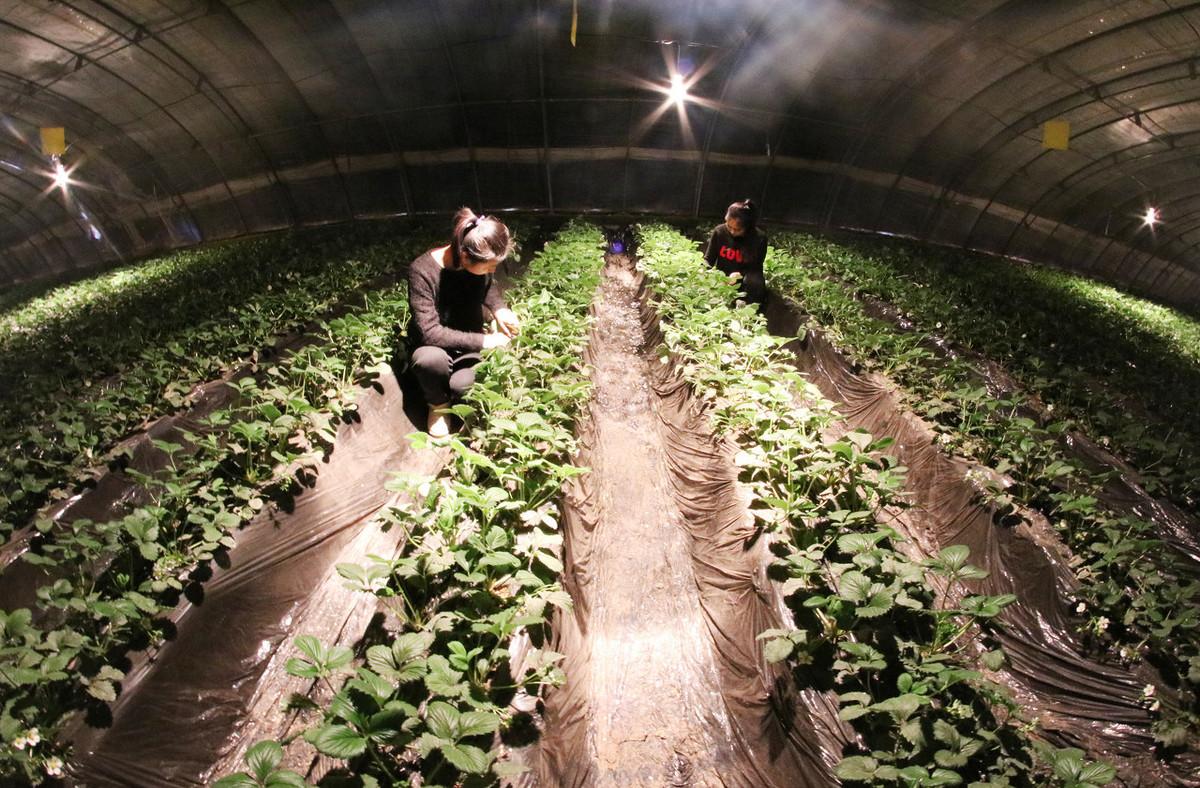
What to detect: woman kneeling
<box><xmin>407</xmin><ymin>208</ymin><xmax>519</xmax><ymax>437</ymax></box>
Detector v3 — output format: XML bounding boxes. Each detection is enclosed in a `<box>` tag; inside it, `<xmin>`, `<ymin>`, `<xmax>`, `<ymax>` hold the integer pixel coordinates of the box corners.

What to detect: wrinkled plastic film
<box><xmin>535</xmin><ymin>257</ymin><xmax>844</xmax><ymax>787</ymax></box>
<box><xmin>67</xmin><ymin>367</ymin><xmax>447</xmax><ymax>786</ymax></box>
<box><xmin>763</xmin><ymin>295</ymin><xmax>1200</xmax><ymax>786</ymax></box>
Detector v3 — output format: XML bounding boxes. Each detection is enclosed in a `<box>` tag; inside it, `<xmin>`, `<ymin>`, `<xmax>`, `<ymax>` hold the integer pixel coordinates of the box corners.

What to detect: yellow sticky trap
<box><xmin>40</xmin><ymin>127</ymin><xmax>66</xmax><ymax>156</ymax></box>
<box><xmin>1043</xmin><ymin>120</ymin><xmax>1070</xmax><ymax>150</ymax></box>
<box><xmin>570</xmin><ymin>0</ymin><xmax>578</xmax><ymax>47</ymax></box>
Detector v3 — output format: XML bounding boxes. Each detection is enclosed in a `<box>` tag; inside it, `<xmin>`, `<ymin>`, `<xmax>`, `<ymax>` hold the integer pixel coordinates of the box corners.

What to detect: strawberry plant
<box><xmin>244</xmin><ymin>222</ymin><xmax>603</xmax><ymax>786</ymax></box>
<box><xmin>769</xmin><ymin>233</ymin><xmax>1200</xmax><ymax>515</ymax></box>
<box><xmin>0</xmin><ymin>235</ymin><xmax>440</xmax><ymax>783</ymax></box>
<box><xmin>0</xmin><ymin>225</ymin><xmax>440</xmax><ymax>538</ymax></box>
<box><xmin>638</xmin><ymin>223</ymin><xmax>1109</xmax><ymax>787</ymax></box>
<box><xmin>766</xmin><ymin>234</ymin><xmax>1200</xmax><ymax>747</ymax></box>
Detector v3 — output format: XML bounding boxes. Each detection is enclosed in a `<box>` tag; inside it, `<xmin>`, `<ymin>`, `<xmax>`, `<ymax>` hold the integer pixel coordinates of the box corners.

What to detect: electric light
<box><xmin>1142</xmin><ymin>206</ymin><xmax>1160</xmax><ymax>228</ymax></box>
<box><xmin>667</xmin><ymin>72</ymin><xmax>688</xmax><ymax>106</ymax></box>
<box><xmin>52</xmin><ymin>159</ymin><xmax>69</xmax><ymax>190</ymax></box>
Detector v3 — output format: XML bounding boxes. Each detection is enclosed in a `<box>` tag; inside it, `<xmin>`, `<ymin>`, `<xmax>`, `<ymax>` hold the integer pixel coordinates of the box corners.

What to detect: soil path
<box><xmin>537</xmin><ymin>256</ymin><xmax>836</xmax><ymax>787</ymax></box>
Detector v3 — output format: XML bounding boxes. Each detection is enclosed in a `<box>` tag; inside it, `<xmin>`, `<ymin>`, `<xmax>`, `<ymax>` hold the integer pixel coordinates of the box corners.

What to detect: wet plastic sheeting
<box><xmin>536</xmin><ymin>257</ymin><xmax>846</xmax><ymax>787</ymax></box>
<box><xmin>854</xmin><ymin>294</ymin><xmax>1200</xmax><ymax>567</ymax></box>
<box><xmin>763</xmin><ymin>296</ymin><xmax>1200</xmax><ymax>786</ymax></box>
<box><xmin>0</xmin><ymin>373</ymin><xmax>241</xmax><ymax>617</ymax></box>
<box><xmin>69</xmin><ymin>367</ymin><xmax>443</xmax><ymax>787</ymax></box>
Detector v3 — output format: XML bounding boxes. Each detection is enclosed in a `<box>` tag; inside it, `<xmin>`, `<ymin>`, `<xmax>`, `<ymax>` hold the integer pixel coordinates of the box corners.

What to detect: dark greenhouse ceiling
<box><xmin>3</xmin><ymin>0</ymin><xmax>1200</xmax><ymax>309</ymax></box>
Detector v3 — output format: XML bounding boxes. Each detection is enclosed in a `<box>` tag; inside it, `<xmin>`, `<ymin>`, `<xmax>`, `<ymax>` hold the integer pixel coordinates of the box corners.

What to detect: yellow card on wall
<box><xmin>1043</xmin><ymin>120</ymin><xmax>1070</xmax><ymax>150</ymax></box>
<box><xmin>40</xmin><ymin>127</ymin><xmax>66</xmax><ymax>156</ymax></box>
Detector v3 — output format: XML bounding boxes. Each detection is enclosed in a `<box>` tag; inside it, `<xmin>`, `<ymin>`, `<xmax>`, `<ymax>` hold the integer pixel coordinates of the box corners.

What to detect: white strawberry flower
<box><xmin>44</xmin><ymin>756</ymin><xmax>64</xmax><ymax>777</ymax></box>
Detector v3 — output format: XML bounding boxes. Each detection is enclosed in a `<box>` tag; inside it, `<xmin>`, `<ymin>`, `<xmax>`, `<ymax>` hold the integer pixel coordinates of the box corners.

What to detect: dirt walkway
<box><xmin>537</xmin><ymin>256</ymin><xmax>836</xmax><ymax>787</ymax></box>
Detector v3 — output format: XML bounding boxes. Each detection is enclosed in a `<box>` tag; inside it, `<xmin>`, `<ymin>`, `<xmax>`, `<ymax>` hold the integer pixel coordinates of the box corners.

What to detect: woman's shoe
<box><xmin>427</xmin><ymin>403</ymin><xmax>451</xmax><ymax>438</ymax></box>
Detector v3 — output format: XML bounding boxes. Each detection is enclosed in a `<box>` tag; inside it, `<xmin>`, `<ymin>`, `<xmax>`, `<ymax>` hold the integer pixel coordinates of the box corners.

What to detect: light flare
<box><xmin>52</xmin><ymin>159</ymin><xmax>70</xmax><ymax>190</ymax></box>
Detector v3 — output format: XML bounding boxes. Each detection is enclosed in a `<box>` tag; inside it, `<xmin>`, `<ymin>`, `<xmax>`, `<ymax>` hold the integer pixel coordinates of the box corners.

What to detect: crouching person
<box><xmin>704</xmin><ymin>198</ymin><xmax>768</xmax><ymax>306</ymax></box>
<box><xmin>407</xmin><ymin>208</ymin><xmax>520</xmax><ymax>437</ymax></box>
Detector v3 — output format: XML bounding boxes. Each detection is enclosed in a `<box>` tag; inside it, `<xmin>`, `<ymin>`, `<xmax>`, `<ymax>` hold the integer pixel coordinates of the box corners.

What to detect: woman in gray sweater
<box><xmin>407</xmin><ymin>209</ymin><xmax>519</xmax><ymax>437</ymax></box>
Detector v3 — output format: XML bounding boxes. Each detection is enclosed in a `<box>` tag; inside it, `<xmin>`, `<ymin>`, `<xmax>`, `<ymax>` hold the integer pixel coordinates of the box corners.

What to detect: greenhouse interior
<box><xmin>2</xmin><ymin>1</ymin><xmax>1200</xmax><ymax>786</ymax></box>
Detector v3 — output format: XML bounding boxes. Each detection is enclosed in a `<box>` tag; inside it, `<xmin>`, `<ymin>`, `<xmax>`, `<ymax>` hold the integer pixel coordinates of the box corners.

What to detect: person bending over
<box><xmin>407</xmin><ymin>208</ymin><xmax>520</xmax><ymax>438</ymax></box>
<box><xmin>704</xmin><ymin>198</ymin><xmax>768</xmax><ymax>305</ymax></box>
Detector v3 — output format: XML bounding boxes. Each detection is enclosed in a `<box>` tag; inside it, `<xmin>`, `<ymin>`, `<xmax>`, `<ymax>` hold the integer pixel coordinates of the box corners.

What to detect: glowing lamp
<box><xmin>667</xmin><ymin>73</ymin><xmax>688</xmax><ymax>106</ymax></box>
<box><xmin>52</xmin><ymin>160</ymin><xmax>69</xmax><ymax>190</ymax></box>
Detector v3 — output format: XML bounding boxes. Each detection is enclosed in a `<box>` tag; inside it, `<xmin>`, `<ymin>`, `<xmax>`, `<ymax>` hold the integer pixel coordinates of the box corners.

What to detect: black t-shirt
<box><xmin>406</xmin><ymin>250</ymin><xmax>506</xmax><ymax>352</ymax></box>
<box><xmin>704</xmin><ymin>225</ymin><xmax>767</xmax><ymax>277</ymax></box>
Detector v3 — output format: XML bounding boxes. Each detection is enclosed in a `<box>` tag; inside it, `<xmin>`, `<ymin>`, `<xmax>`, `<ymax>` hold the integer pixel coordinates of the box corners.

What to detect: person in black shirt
<box><xmin>407</xmin><ymin>208</ymin><xmax>519</xmax><ymax>437</ymax></box>
<box><xmin>704</xmin><ymin>198</ymin><xmax>767</xmax><ymax>305</ymax></box>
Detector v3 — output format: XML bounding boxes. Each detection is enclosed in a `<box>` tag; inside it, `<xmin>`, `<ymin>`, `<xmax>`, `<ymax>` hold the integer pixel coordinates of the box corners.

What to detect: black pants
<box><xmin>738</xmin><ymin>270</ymin><xmax>767</xmax><ymax>305</ymax></box>
<box><xmin>411</xmin><ymin>346</ymin><xmax>482</xmax><ymax>405</ymax></box>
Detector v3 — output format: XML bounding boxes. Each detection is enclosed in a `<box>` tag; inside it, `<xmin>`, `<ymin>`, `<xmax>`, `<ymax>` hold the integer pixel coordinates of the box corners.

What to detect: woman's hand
<box><xmin>483</xmin><ymin>332</ymin><xmax>511</xmax><ymax>350</ymax></box>
<box><xmin>728</xmin><ymin>271</ymin><xmax>743</xmax><ymax>282</ymax></box>
<box><xmin>494</xmin><ymin>308</ymin><xmax>521</xmax><ymax>338</ymax></box>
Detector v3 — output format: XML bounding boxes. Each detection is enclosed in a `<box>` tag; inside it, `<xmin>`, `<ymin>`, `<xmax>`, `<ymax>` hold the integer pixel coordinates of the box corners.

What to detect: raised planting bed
<box><xmin>0</xmin><ymin>227</ymin><xmax>444</xmax><ymax>785</ymax></box>
<box><xmin>0</xmin><ymin>223</ymin><xmax>438</xmax><ymax>538</ymax></box>
<box><xmin>216</xmin><ymin>222</ymin><xmax>604</xmax><ymax>786</ymax></box>
<box><xmin>770</xmin><ymin>232</ymin><xmax>1200</xmax><ymax>516</ymax></box>
<box><xmin>634</xmin><ymin>224</ymin><xmax>1122</xmax><ymax>787</ymax></box>
<box><xmin>766</xmin><ymin>237</ymin><xmax>1200</xmax><ymax>750</ymax></box>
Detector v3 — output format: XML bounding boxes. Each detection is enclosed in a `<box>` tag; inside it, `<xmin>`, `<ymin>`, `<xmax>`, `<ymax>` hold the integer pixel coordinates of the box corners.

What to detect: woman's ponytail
<box><xmin>724</xmin><ymin>198</ymin><xmax>759</xmax><ymax>233</ymax></box>
<box><xmin>449</xmin><ymin>208</ymin><xmax>514</xmax><ymax>269</ymax></box>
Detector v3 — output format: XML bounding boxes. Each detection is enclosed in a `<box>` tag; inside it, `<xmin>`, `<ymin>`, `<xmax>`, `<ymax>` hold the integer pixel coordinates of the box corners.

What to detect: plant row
<box><xmin>770</xmin><ymin>233</ymin><xmax>1200</xmax><ymax>514</ymax></box>
<box><xmin>217</xmin><ymin>222</ymin><xmax>604</xmax><ymax>787</ymax></box>
<box><xmin>0</xmin><ymin>264</ymin><xmax>423</xmax><ymax>784</ymax></box>
<box><xmin>637</xmin><ymin>223</ymin><xmax>1112</xmax><ymax>787</ymax></box>
<box><xmin>764</xmin><ymin>238</ymin><xmax>1200</xmax><ymax>747</ymax></box>
<box><xmin>0</xmin><ymin>226</ymin><xmax>434</xmax><ymax>537</ymax></box>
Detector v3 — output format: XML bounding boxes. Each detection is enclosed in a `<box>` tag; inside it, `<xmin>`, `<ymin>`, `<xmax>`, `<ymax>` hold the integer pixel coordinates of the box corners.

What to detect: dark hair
<box><xmin>448</xmin><ymin>208</ymin><xmax>514</xmax><ymax>269</ymax></box>
<box><xmin>724</xmin><ymin>198</ymin><xmax>759</xmax><ymax>233</ymax></box>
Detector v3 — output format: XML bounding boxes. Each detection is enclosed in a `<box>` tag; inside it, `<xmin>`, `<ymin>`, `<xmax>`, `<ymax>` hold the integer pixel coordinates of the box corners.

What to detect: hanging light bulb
<box><xmin>52</xmin><ymin>159</ymin><xmax>70</xmax><ymax>190</ymax></box>
<box><xmin>667</xmin><ymin>72</ymin><xmax>689</xmax><ymax>106</ymax></box>
<box><xmin>1142</xmin><ymin>206</ymin><xmax>1160</xmax><ymax>227</ymax></box>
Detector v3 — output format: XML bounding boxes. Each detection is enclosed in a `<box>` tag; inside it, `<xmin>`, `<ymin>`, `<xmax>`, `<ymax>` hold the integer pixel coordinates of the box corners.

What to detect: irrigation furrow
<box><xmin>763</xmin><ymin>296</ymin><xmax>1200</xmax><ymax>786</ymax></box>
<box><xmin>60</xmin><ymin>248</ymin><xmax>546</xmax><ymax>784</ymax></box>
<box><xmin>64</xmin><ymin>366</ymin><xmax>450</xmax><ymax>786</ymax></box>
<box><xmin>538</xmin><ymin>252</ymin><xmax>839</xmax><ymax>787</ymax></box>
<box><xmin>854</xmin><ymin>286</ymin><xmax>1200</xmax><ymax>567</ymax></box>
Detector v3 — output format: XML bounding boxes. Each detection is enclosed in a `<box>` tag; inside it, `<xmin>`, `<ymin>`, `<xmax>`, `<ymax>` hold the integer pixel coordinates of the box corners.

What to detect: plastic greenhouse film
<box><xmin>66</xmin><ymin>365</ymin><xmax>449</xmax><ymax>786</ymax></box>
<box><xmin>854</xmin><ymin>293</ymin><xmax>1200</xmax><ymax>567</ymax></box>
<box><xmin>534</xmin><ymin>252</ymin><xmax>842</xmax><ymax>787</ymax></box>
<box><xmin>762</xmin><ymin>295</ymin><xmax>1200</xmax><ymax>786</ymax></box>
